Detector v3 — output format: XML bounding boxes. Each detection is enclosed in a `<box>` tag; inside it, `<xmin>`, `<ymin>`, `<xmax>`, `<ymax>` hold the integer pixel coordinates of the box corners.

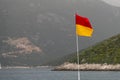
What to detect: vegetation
<box><xmin>68</xmin><ymin>34</ymin><xmax>120</xmax><ymax>64</ymax></box>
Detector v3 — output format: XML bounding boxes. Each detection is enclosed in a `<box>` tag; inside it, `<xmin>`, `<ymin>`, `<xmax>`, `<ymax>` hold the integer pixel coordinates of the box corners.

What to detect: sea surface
<box><xmin>0</xmin><ymin>67</ymin><xmax>120</xmax><ymax>80</ymax></box>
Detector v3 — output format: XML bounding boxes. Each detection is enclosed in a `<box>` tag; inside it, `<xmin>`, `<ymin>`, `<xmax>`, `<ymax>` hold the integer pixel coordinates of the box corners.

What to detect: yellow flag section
<box><xmin>76</xmin><ymin>14</ymin><xmax>93</xmax><ymax>37</ymax></box>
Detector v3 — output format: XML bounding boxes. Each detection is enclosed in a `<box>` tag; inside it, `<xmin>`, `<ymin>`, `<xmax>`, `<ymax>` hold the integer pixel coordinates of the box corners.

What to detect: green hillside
<box><xmin>68</xmin><ymin>34</ymin><xmax>120</xmax><ymax>64</ymax></box>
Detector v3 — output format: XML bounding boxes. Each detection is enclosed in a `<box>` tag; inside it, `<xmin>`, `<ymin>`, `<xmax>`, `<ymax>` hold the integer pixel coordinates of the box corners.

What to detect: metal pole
<box><xmin>76</xmin><ymin>35</ymin><xmax>80</xmax><ymax>80</ymax></box>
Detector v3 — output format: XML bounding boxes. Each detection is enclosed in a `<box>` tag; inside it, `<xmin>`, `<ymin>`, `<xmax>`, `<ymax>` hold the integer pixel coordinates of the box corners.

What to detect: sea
<box><xmin>0</xmin><ymin>67</ymin><xmax>120</xmax><ymax>80</ymax></box>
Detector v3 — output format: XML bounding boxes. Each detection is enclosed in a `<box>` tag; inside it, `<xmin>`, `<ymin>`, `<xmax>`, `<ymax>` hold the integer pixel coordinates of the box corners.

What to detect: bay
<box><xmin>0</xmin><ymin>67</ymin><xmax>120</xmax><ymax>80</ymax></box>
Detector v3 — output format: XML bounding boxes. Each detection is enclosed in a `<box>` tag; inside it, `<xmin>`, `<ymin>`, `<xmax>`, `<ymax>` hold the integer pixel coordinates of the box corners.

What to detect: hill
<box><xmin>67</xmin><ymin>34</ymin><xmax>120</xmax><ymax>64</ymax></box>
<box><xmin>1</xmin><ymin>0</ymin><xmax>120</xmax><ymax>66</ymax></box>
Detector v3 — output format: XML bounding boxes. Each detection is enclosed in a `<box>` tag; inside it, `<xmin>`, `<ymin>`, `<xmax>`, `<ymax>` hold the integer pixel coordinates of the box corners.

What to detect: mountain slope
<box><xmin>68</xmin><ymin>34</ymin><xmax>120</xmax><ymax>64</ymax></box>
<box><xmin>1</xmin><ymin>0</ymin><xmax>120</xmax><ymax>66</ymax></box>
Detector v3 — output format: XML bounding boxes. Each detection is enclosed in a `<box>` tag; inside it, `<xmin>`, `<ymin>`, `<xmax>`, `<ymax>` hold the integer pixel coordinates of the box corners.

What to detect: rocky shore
<box><xmin>53</xmin><ymin>62</ymin><xmax>120</xmax><ymax>71</ymax></box>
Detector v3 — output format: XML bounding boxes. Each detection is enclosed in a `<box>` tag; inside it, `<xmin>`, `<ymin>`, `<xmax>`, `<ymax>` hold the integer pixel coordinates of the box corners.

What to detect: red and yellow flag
<box><xmin>76</xmin><ymin>14</ymin><xmax>93</xmax><ymax>37</ymax></box>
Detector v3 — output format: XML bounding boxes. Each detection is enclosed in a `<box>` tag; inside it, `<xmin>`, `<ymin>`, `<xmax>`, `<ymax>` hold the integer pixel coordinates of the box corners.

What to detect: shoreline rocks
<box><xmin>53</xmin><ymin>62</ymin><xmax>120</xmax><ymax>71</ymax></box>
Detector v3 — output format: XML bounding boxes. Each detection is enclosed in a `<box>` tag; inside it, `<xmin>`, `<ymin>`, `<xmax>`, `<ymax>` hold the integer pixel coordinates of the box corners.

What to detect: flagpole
<box><xmin>75</xmin><ymin>13</ymin><xmax>93</xmax><ymax>80</ymax></box>
<box><xmin>76</xmin><ymin>34</ymin><xmax>80</xmax><ymax>80</ymax></box>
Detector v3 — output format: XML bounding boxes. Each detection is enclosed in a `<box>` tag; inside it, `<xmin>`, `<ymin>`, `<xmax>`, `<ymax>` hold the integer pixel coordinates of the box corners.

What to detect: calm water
<box><xmin>0</xmin><ymin>67</ymin><xmax>120</xmax><ymax>80</ymax></box>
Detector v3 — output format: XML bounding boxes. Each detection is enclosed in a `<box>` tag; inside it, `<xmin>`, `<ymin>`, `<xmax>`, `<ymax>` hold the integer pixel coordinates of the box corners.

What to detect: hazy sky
<box><xmin>102</xmin><ymin>0</ymin><xmax>120</xmax><ymax>7</ymax></box>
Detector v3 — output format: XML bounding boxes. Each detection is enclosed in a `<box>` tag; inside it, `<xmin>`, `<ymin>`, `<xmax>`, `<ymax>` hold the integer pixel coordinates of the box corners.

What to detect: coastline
<box><xmin>53</xmin><ymin>62</ymin><xmax>120</xmax><ymax>71</ymax></box>
<box><xmin>1</xmin><ymin>66</ymin><xmax>51</xmax><ymax>69</ymax></box>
